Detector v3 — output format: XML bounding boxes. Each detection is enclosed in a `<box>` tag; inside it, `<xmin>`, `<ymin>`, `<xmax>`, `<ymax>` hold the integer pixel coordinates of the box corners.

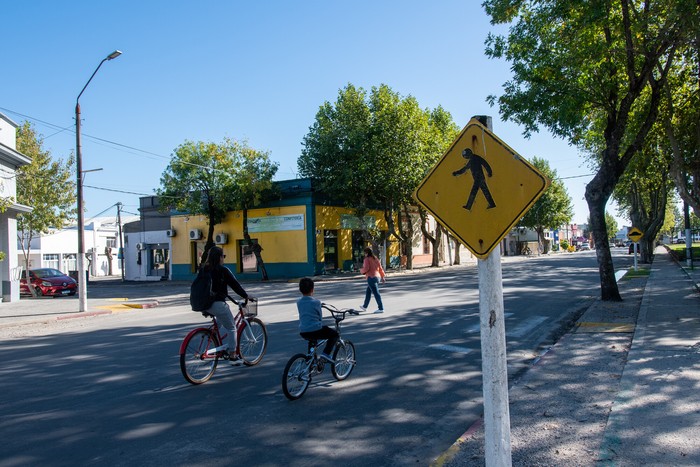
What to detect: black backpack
<box><xmin>190</xmin><ymin>269</ymin><xmax>216</xmax><ymax>311</ymax></box>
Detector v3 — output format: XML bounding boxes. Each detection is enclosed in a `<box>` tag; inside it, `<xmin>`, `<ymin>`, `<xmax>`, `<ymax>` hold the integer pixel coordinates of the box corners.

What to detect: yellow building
<box><xmin>169</xmin><ymin>179</ymin><xmax>399</xmax><ymax>280</ymax></box>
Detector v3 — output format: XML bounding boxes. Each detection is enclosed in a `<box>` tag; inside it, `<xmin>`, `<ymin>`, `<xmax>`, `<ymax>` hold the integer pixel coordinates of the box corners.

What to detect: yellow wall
<box><xmin>170</xmin><ymin>203</ymin><xmax>399</xmax><ymax>276</ymax></box>
<box><xmin>170</xmin><ymin>205</ymin><xmax>308</xmax><ymax>270</ymax></box>
<box><xmin>315</xmin><ymin>205</ymin><xmax>398</xmax><ymax>265</ymax></box>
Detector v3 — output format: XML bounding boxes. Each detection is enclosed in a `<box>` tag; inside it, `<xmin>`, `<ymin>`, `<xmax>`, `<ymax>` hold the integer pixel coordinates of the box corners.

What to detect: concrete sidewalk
<box><xmin>440</xmin><ymin>245</ymin><xmax>700</xmax><ymax>466</ymax></box>
<box><xmin>0</xmin><ymin>277</ymin><xmax>167</xmax><ymax>328</ymax></box>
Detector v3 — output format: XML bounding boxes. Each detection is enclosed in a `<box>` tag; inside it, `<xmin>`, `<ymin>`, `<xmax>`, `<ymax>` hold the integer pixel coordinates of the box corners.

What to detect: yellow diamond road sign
<box><xmin>627</xmin><ymin>227</ymin><xmax>643</xmax><ymax>242</ymax></box>
<box><xmin>414</xmin><ymin>118</ymin><xmax>550</xmax><ymax>259</ymax></box>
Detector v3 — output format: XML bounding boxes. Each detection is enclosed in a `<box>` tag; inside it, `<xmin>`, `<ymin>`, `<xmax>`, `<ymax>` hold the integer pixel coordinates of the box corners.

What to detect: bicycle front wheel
<box><xmin>239</xmin><ymin>317</ymin><xmax>268</xmax><ymax>366</ymax></box>
<box><xmin>332</xmin><ymin>340</ymin><xmax>356</xmax><ymax>381</ymax></box>
<box><xmin>180</xmin><ymin>329</ymin><xmax>220</xmax><ymax>385</ymax></box>
<box><xmin>282</xmin><ymin>354</ymin><xmax>311</xmax><ymax>400</ymax></box>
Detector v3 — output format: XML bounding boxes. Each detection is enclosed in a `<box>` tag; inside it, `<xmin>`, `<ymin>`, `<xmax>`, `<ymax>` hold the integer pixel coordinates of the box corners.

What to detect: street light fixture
<box><xmin>75</xmin><ymin>50</ymin><xmax>122</xmax><ymax>312</ymax></box>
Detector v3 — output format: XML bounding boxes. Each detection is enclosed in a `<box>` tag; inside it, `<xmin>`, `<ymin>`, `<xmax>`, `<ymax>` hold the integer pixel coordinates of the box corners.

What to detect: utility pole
<box><xmin>117</xmin><ymin>202</ymin><xmax>125</xmax><ymax>281</ymax></box>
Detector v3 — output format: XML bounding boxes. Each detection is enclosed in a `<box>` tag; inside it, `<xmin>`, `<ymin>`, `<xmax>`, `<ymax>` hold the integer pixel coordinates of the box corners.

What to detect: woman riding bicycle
<box><xmin>200</xmin><ymin>246</ymin><xmax>254</xmax><ymax>363</ymax></box>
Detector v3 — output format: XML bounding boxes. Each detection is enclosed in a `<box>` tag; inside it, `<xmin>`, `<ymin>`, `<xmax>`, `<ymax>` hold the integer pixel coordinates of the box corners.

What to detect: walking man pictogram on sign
<box><xmin>452</xmin><ymin>148</ymin><xmax>496</xmax><ymax>211</ymax></box>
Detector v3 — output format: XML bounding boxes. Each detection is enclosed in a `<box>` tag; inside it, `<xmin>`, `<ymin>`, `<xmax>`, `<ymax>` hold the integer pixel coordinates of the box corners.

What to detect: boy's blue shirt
<box><xmin>297</xmin><ymin>295</ymin><xmax>323</xmax><ymax>333</ymax></box>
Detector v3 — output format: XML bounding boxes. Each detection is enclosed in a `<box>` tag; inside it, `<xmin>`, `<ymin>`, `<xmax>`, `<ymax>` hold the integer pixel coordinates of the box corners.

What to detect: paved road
<box><xmin>0</xmin><ymin>250</ymin><xmax>636</xmax><ymax>466</ymax></box>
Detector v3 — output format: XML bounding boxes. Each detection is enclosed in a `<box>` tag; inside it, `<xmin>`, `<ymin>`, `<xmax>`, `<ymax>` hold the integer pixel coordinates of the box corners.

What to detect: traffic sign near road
<box><xmin>627</xmin><ymin>227</ymin><xmax>644</xmax><ymax>242</ymax></box>
<box><xmin>414</xmin><ymin>117</ymin><xmax>550</xmax><ymax>259</ymax></box>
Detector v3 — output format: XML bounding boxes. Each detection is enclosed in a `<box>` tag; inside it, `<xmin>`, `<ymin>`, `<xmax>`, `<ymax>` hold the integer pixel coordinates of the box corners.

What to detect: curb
<box><xmin>122</xmin><ymin>301</ymin><xmax>160</xmax><ymax>309</ymax></box>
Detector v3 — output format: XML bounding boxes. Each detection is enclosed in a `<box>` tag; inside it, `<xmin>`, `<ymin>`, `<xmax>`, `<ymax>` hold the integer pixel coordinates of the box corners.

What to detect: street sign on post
<box><xmin>628</xmin><ymin>227</ymin><xmax>643</xmax><ymax>271</ymax></box>
<box><xmin>414</xmin><ymin>117</ymin><xmax>549</xmax><ymax>259</ymax></box>
<box><xmin>414</xmin><ymin>116</ymin><xmax>550</xmax><ymax>466</ymax></box>
<box><xmin>627</xmin><ymin>227</ymin><xmax>643</xmax><ymax>242</ymax></box>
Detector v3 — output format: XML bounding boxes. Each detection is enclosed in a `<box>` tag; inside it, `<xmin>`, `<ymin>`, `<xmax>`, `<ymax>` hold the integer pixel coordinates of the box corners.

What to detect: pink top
<box><xmin>361</xmin><ymin>256</ymin><xmax>385</xmax><ymax>279</ymax></box>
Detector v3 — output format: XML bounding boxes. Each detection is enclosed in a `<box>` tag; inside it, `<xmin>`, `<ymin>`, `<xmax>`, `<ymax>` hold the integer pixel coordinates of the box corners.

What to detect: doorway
<box><xmin>323</xmin><ymin>230</ymin><xmax>338</xmax><ymax>271</ymax></box>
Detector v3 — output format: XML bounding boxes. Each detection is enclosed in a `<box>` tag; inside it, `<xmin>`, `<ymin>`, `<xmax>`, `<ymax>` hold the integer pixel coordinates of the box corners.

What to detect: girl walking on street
<box><xmin>358</xmin><ymin>247</ymin><xmax>386</xmax><ymax>314</ymax></box>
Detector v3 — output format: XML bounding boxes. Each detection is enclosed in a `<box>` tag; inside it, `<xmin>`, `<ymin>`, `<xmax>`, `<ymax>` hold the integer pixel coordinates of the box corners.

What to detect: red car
<box><xmin>20</xmin><ymin>268</ymin><xmax>77</xmax><ymax>297</ymax></box>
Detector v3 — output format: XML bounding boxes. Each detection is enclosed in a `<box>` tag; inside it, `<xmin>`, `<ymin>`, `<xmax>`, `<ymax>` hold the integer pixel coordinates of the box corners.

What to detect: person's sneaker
<box><xmin>230</xmin><ymin>357</ymin><xmax>243</xmax><ymax>366</ymax></box>
<box><xmin>358</xmin><ymin>305</ymin><xmax>367</xmax><ymax>312</ymax></box>
<box><xmin>373</xmin><ymin>309</ymin><xmax>384</xmax><ymax>314</ymax></box>
<box><xmin>319</xmin><ymin>353</ymin><xmax>335</xmax><ymax>363</ymax></box>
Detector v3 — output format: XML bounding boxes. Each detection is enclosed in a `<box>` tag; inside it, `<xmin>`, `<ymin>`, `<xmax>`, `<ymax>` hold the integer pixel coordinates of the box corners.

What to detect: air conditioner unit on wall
<box><xmin>189</xmin><ymin>229</ymin><xmax>203</xmax><ymax>240</ymax></box>
<box><xmin>166</xmin><ymin>228</ymin><xmax>176</xmax><ymax>237</ymax></box>
<box><xmin>215</xmin><ymin>233</ymin><xmax>228</xmax><ymax>245</ymax></box>
<box><xmin>136</xmin><ymin>242</ymin><xmax>147</xmax><ymax>251</ymax></box>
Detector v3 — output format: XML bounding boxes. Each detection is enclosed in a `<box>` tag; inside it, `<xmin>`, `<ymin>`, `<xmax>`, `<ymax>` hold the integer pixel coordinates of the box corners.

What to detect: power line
<box><xmin>0</xmin><ymin>106</ymin><xmax>230</xmax><ymax>174</ymax></box>
<box><xmin>2</xmin><ymin>106</ymin><xmax>598</xmax><ymax>184</ymax></box>
<box><xmin>83</xmin><ymin>184</ymin><xmax>151</xmax><ymax>196</ymax></box>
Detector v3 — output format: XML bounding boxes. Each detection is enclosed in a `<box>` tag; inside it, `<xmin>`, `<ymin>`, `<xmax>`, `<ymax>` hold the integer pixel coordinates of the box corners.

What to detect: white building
<box><xmin>0</xmin><ymin>113</ymin><xmax>32</xmax><ymax>303</ymax></box>
<box><xmin>17</xmin><ymin>216</ymin><xmax>138</xmax><ymax>280</ymax></box>
<box><xmin>122</xmin><ymin>196</ymin><xmax>173</xmax><ymax>281</ymax></box>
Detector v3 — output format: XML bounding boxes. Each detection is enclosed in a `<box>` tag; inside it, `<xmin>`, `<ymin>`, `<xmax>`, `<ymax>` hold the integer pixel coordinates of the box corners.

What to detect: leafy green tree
<box><xmin>663</xmin><ymin>18</ymin><xmax>700</xmax><ymax>218</ymax></box>
<box><xmin>299</xmin><ymin>84</ymin><xmax>372</xmax><ymax>214</ymax></box>
<box><xmin>519</xmin><ymin>157</ymin><xmax>573</xmax><ymax>253</ymax></box>
<box><xmin>0</xmin><ymin>196</ymin><xmax>8</xmax><ymax>261</ymax></box>
<box><xmin>418</xmin><ymin>107</ymin><xmax>460</xmax><ymax>267</ymax></box>
<box><xmin>15</xmin><ymin>122</ymin><xmax>76</xmax><ymax>295</ymax></box>
<box><xmin>659</xmin><ymin>202</ymin><xmax>679</xmax><ymax>239</ymax></box>
<box><xmin>605</xmin><ymin>212</ymin><xmax>619</xmax><ymax>243</ymax></box>
<box><xmin>483</xmin><ymin>0</ymin><xmax>694</xmax><ymax>301</ymax></box>
<box><xmin>299</xmin><ymin>83</ymin><xmax>458</xmax><ymax>268</ymax></box>
<box><xmin>157</xmin><ymin>138</ymin><xmax>278</xmax><ymax>278</ymax></box>
<box><xmin>614</xmin><ymin>125</ymin><xmax>674</xmax><ymax>262</ymax></box>
<box><xmin>366</xmin><ymin>85</ymin><xmax>429</xmax><ymax>267</ymax></box>
<box><xmin>231</xmin><ymin>146</ymin><xmax>279</xmax><ymax>280</ymax></box>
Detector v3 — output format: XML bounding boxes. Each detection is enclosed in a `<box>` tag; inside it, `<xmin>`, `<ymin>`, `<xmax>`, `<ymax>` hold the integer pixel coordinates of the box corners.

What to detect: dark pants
<box><xmin>300</xmin><ymin>326</ymin><xmax>339</xmax><ymax>355</ymax></box>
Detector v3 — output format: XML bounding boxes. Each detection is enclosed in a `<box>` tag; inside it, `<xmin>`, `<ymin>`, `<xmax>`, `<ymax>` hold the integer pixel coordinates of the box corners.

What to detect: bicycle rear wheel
<box><xmin>239</xmin><ymin>317</ymin><xmax>268</xmax><ymax>366</ymax></box>
<box><xmin>282</xmin><ymin>354</ymin><xmax>311</xmax><ymax>400</ymax></box>
<box><xmin>332</xmin><ymin>340</ymin><xmax>356</xmax><ymax>381</ymax></box>
<box><xmin>180</xmin><ymin>329</ymin><xmax>220</xmax><ymax>384</ymax></box>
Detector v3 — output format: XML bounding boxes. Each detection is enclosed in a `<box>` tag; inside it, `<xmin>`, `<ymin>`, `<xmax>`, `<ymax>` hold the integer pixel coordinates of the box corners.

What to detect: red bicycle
<box><xmin>179</xmin><ymin>296</ymin><xmax>268</xmax><ymax>384</ymax></box>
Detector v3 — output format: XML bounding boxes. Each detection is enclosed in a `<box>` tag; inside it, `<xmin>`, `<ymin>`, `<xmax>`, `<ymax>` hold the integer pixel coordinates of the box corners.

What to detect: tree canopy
<box><xmin>157</xmin><ymin>138</ymin><xmax>278</xmax><ymax>264</ymax></box>
<box><xmin>298</xmin><ymin>83</ymin><xmax>458</xmax><ymax>266</ymax></box>
<box><xmin>483</xmin><ymin>0</ymin><xmax>695</xmax><ymax>301</ymax></box>
<box><xmin>15</xmin><ymin>121</ymin><xmax>76</xmax><ymax>291</ymax></box>
<box><xmin>614</xmin><ymin>123</ymin><xmax>674</xmax><ymax>261</ymax></box>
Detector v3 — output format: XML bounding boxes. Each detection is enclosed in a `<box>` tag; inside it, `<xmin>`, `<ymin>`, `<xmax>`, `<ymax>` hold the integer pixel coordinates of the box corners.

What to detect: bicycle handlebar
<box><xmin>321</xmin><ymin>303</ymin><xmax>360</xmax><ymax>315</ymax></box>
<box><xmin>227</xmin><ymin>295</ymin><xmax>257</xmax><ymax>306</ymax></box>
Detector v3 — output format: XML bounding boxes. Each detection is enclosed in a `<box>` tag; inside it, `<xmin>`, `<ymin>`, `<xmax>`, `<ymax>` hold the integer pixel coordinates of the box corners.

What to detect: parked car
<box><xmin>675</xmin><ymin>237</ymin><xmax>686</xmax><ymax>244</ymax></box>
<box><xmin>19</xmin><ymin>268</ymin><xmax>77</xmax><ymax>297</ymax></box>
<box><xmin>628</xmin><ymin>242</ymin><xmax>637</xmax><ymax>254</ymax></box>
<box><xmin>579</xmin><ymin>242</ymin><xmax>591</xmax><ymax>251</ymax></box>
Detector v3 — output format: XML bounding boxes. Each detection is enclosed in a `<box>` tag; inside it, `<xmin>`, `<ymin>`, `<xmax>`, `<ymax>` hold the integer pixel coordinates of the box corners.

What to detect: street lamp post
<box><xmin>75</xmin><ymin>50</ymin><xmax>122</xmax><ymax>312</ymax></box>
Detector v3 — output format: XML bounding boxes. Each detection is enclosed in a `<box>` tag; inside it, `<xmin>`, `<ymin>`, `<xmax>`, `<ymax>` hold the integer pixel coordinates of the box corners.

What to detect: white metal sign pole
<box><xmin>477</xmin><ymin>115</ymin><xmax>512</xmax><ymax>466</ymax></box>
<box><xmin>478</xmin><ymin>248</ymin><xmax>512</xmax><ymax>466</ymax></box>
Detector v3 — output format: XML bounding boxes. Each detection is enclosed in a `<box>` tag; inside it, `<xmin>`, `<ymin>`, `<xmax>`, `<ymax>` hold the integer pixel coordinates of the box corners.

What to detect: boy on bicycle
<box><xmin>297</xmin><ymin>277</ymin><xmax>338</xmax><ymax>362</ymax></box>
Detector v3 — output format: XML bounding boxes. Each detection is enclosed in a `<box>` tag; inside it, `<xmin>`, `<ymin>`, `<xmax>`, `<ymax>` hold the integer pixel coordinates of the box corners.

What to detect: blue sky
<box><xmin>1</xmin><ymin>1</ymin><xmax>621</xmax><ymax>227</ymax></box>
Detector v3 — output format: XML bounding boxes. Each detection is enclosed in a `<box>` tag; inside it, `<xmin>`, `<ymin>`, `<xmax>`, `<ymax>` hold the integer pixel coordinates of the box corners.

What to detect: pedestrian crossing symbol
<box><xmin>414</xmin><ymin>117</ymin><xmax>550</xmax><ymax>259</ymax></box>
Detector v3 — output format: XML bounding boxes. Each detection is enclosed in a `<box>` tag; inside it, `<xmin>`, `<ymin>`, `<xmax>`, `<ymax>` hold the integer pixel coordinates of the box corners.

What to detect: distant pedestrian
<box><xmin>358</xmin><ymin>247</ymin><xmax>386</xmax><ymax>314</ymax></box>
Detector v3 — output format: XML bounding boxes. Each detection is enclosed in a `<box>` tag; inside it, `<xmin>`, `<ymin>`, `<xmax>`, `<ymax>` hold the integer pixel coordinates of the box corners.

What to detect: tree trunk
<box><xmin>586</xmin><ymin>173</ymin><xmax>622</xmax><ymax>301</ymax></box>
<box><xmin>453</xmin><ymin>239</ymin><xmax>462</xmax><ymax>265</ymax></box>
<box><xmin>243</xmin><ymin>208</ymin><xmax>269</xmax><ymax>281</ymax></box>
<box><xmin>401</xmin><ymin>205</ymin><xmax>415</xmax><ymax>270</ymax></box>
<box><xmin>418</xmin><ymin>208</ymin><xmax>441</xmax><ymax>268</ymax></box>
